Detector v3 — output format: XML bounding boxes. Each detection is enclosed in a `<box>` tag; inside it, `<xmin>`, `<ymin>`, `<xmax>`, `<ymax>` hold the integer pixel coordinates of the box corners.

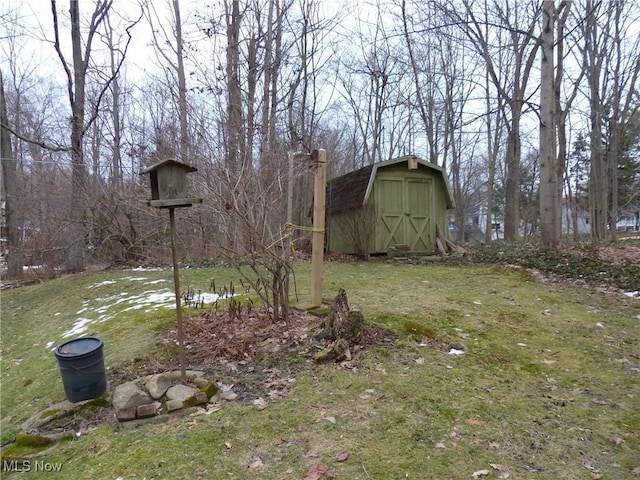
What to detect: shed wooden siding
<box><xmin>326</xmin><ymin>156</ymin><xmax>454</xmax><ymax>255</ymax></box>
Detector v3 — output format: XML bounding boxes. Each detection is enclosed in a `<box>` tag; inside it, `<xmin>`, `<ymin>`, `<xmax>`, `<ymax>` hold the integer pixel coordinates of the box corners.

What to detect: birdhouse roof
<box><xmin>140</xmin><ymin>159</ymin><xmax>197</xmax><ymax>175</ymax></box>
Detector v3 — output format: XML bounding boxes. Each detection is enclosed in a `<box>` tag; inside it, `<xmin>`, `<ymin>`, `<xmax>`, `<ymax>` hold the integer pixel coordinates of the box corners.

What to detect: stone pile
<box><xmin>112</xmin><ymin>370</ymin><xmax>222</xmax><ymax>422</ymax></box>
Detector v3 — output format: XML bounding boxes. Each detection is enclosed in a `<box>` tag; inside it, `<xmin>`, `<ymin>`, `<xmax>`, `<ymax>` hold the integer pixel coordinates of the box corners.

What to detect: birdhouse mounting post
<box><xmin>139</xmin><ymin>159</ymin><xmax>202</xmax><ymax>382</ymax></box>
<box><xmin>169</xmin><ymin>207</ymin><xmax>187</xmax><ymax>382</ymax></box>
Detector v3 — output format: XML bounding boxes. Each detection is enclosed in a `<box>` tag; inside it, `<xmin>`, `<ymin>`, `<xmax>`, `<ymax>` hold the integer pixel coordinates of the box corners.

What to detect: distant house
<box><xmin>326</xmin><ymin>155</ymin><xmax>455</xmax><ymax>255</ymax></box>
<box><xmin>561</xmin><ymin>201</ymin><xmax>590</xmax><ymax>235</ymax></box>
<box><xmin>448</xmin><ymin>203</ymin><xmax>495</xmax><ymax>243</ymax></box>
<box><xmin>616</xmin><ymin>214</ymin><xmax>639</xmax><ymax>232</ymax></box>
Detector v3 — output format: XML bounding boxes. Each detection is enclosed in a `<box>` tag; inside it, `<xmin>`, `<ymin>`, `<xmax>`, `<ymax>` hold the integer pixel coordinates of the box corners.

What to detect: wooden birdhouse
<box><xmin>140</xmin><ymin>159</ymin><xmax>202</xmax><ymax>208</ymax></box>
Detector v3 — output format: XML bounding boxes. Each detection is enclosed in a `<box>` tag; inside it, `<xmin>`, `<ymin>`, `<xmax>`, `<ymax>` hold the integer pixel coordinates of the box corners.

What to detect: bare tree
<box><xmin>50</xmin><ymin>0</ymin><xmax>136</xmax><ymax>271</ymax></box>
<box><xmin>604</xmin><ymin>1</ymin><xmax>640</xmax><ymax>241</ymax></box>
<box><xmin>482</xmin><ymin>41</ymin><xmax>507</xmax><ymax>243</ymax></box>
<box><xmin>578</xmin><ymin>0</ymin><xmax>640</xmax><ymax>241</ymax></box>
<box><xmin>144</xmin><ymin>0</ymin><xmax>190</xmax><ymax>162</ymax></box>
<box><xmin>224</xmin><ymin>0</ymin><xmax>244</xmax><ymax>170</ymax></box>
<box><xmin>190</xmin><ymin>0</ymin><xmax>338</xmax><ymax>317</ymax></box>
<box><xmin>337</xmin><ymin>3</ymin><xmax>403</xmax><ymax>165</ymax></box>
<box><xmin>580</xmin><ymin>0</ymin><xmax>608</xmax><ymax>241</ymax></box>
<box><xmin>1</xmin><ymin>71</ymin><xmax>24</xmax><ymax>278</ymax></box>
<box><xmin>441</xmin><ymin>0</ymin><xmax>542</xmax><ymax>241</ymax></box>
<box><xmin>285</xmin><ymin>0</ymin><xmax>338</xmax><ymax>229</ymax></box>
<box><xmin>538</xmin><ymin>0</ymin><xmax>559</xmax><ymax>249</ymax></box>
<box><xmin>554</xmin><ymin>0</ymin><xmax>582</xmax><ymax>240</ymax></box>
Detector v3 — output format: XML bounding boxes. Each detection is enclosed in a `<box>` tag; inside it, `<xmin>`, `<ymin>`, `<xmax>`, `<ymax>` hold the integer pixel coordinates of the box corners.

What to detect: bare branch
<box><xmin>84</xmin><ymin>7</ymin><xmax>143</xmax><ymax>134</ymax></box>
<box><xmin>51</xmin><ymin>0</ymin><xmax>74</xmax><ymax>108</ymax></box>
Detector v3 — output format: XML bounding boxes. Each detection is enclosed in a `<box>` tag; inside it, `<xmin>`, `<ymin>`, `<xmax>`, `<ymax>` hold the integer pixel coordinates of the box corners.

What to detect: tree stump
<box><xmin>314</xmin><ymin>289</ymin><xmax>364</xmax><ymax>363</ymax></box>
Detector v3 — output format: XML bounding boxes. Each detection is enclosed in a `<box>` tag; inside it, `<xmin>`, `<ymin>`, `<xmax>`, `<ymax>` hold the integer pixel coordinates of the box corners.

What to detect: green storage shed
<box><xmin>326</xmin><ymin>155</ymin><xmax>455</xmax><ymax>255</ymax></box>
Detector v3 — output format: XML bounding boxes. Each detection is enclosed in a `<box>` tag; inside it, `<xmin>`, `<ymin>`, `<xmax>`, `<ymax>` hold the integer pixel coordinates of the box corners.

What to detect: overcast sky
<box><xmin>3</xmin><ymin>2</ymin><xmax>209</xmax><ymax>87</ymax></box>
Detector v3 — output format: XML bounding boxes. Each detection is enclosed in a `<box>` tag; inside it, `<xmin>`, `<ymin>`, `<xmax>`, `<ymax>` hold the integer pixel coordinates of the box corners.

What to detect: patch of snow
<box><xmin>145</xmin><ymin>279</ymin><xmax>166</xmax><ymax>285</ymax></box>
<box><xmin>121</xmin><ymin>304</ymin><xmax>145</xmax><ymax>312</ymax></box>
<box><xmin>448</xmin><ymin>348</ymin><xmax>465</xmax><ymax>356</ymax></box>
<box><xmin>56</xmin><ymin>288</ymin><xmax>176</xmax><ymax>341</ymax></box>
<box><xmin>122</xmin><ymin>276</ymin><xmax>149</xmax><ymax>282</ymax></box>
<box><xmin>623</xmin><ymin>290</ymin><xmax>639</xmax><ymax>299</ymax></box>
<box><xmin>140</xmin><ymin>290</ymin><xmax>176</xmax><ymax>305</ymax></box>
<box><xmin>46</xmin><ymin>341</ymin><xmax>55</xmax><ymax>350</ymax></box>
<box><xmin>94</xmin><ymin>290</ymin><xmax>175</xmax><ymax>314</ymax></box>
<box><xmin>108</xmin><ymin>289</ymin><xmax>175</xmax><ymax>311</ymax></box>
<box><xmin>87</xmin><ymin>280</ymin><xmax>117</xmax><ymax>289</ymax></box>
<box><xmin>193</xmin><ymin>292</ymin><xmax>228</xmax><ymax>304</ymax></box>
<box><xmin>129</xmin><ymin>266</ymin><xmax>164</xmax><ymax>272</ymax></box>
<box><xmin>62</xmin><ymin>318</ymin><xmax>94</xmax><ymax>338</ymax></box>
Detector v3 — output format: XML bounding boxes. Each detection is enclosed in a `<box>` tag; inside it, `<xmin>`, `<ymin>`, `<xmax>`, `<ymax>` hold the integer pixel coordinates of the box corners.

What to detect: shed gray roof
<box><xmin>326</xmin><ymin>155</ymin><xmax>454</xmax><ymax>215</ymax></box>
<box><xmin>327</xmin><ymin>164</ymin><xmax>374</xmax><ymax>215</ymax></box>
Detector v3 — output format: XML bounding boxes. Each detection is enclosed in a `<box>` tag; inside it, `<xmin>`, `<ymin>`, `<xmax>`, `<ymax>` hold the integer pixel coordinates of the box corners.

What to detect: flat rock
<box><xmin>184</xmin><ymin>391</ymin><xmax>208</xmax><ymax>407</ymax></box>
<box><xmin>165</xmin><ymin>399</ymin><xmax>184</xmax><ymax>412</ymax></box>
<box><xmin>199</xmin><ymin>380</ymin><xmax>220</xmax><ymax>399</ymax></box>
<box><xmin>112</xmin><ymin>382</ymin><xmax>153</xmax><ymax>411</ymax></box>
<box><xmin>136</xmin><ymin>403</ymin><xmax>159</xmax><ymax>418</ymax></box>
<box><xmin>166</xmin><ymin>384</ymin><xmax>200</xmax><ymax>402</ymax></box>
<box><xmin>116</xmin><ymin>407</ymin><xmax>136</xmax><ymax>421</ymax></box>
<box><xmin>192</xmin><ymin>377</ymin><xmax>209</xmax><ymax>387</ymax></box>
<box><xmin>169</xmin><ymin>370</ymin><xmax>206</xmax><ymax>381</ymax></box>
<box><xmin>145</xmin><ymin>374</ymin><xmax>173</xmax><ymax>400</ymax></box>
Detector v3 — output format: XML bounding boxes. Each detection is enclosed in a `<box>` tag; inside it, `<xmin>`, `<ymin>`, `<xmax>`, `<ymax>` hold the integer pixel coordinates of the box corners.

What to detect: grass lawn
<box><xmin>1</xmin><ymin>260</ymin><xmax>639</xmax><ymax>479</ymax></box>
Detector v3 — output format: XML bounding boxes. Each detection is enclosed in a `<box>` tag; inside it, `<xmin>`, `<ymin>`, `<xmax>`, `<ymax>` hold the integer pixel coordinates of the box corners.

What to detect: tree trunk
<box><xmin>172</xmin><ymin>0</ymin><xmax>189</xmax><ymax>163</ymax></box>
<box><xmin>503</xmin><ymin>111</ymin><xmax>521</xmax><ymax>241</ymax></box>
<box><xmin>53</xmin><ymin>0</ymin><xmax>116</xmax><ymax>271</ymax></box>
<box><xmin>260</xmin><ymin>0</ymin><xmax>275</xmax><ymax>165</ymax></box>
<box><xmin>539</xmin><ymin>0</ymin><xmax>559</xmax><ymax>250</ymax></box>
<box><xmin>0</xmin><ymin>72</ymin><xmax>24</xmax><ymax>279</ymax></box>
<box><xmin>67</xmin><ymin>0</ymin><xmax>88</xmax><ymax>272</ymax></box>
<box><xmin>554</xmin><ymin>1</ymin><xmax>573</xmax><ymax>240</ymax></box>
<box><xmin>582</xmin><ymin>0</ymin><xmax>607</xmax><ymax>241</ymax></box>
<box><xmin>314</xmin><ymin>289</ymin><xmax>364</xmax><ymax>363</ymax></box>
<box><xmin>225</xmin><ymin>0</ymin><xmax>243</xmax><ymax>170</ymax></box>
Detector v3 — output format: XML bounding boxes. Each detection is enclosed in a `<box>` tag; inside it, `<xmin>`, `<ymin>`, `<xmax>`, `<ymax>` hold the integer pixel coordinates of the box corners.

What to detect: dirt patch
<box><xmin>161</xmin><ymin>308</ymin><xmax>398</xmax><ymax>402</ymax></box>
<box><xmin>105</xmin><ymin>307</ymin><xmax>398</xmax><ymax>405</ymax></box>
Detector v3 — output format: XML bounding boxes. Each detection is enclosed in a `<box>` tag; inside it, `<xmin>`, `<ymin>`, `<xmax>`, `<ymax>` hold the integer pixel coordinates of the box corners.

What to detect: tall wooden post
<box><xmin>287</xmin><ymin>151</ymin><xmax>294</xmax><ymax>224</ymax></box>
<box><xmin>311</xmin><ymin>149</ymin><xmax>327</xmax><ymax>306</ymax></box>
<box><xmin>169</xmin><ymin>208</ymin><xmax>187</xmax><ymax>381</ymax></box>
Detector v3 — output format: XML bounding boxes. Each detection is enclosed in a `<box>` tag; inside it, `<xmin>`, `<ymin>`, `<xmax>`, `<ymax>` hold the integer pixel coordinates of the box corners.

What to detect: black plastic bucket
<box><xmin>54</xmin><ymin>336</ymin><xmax>107</xmax><ymax>403</ymax></box>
